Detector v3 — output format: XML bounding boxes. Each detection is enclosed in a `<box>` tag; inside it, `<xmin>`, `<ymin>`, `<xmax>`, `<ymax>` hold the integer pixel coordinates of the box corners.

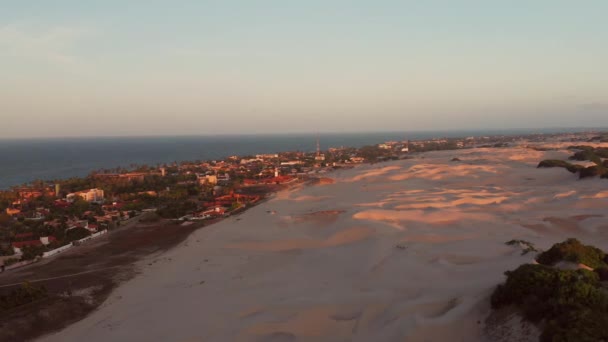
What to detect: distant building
<box><xmin>281</xmin><ymin>161</ymin><xmax>303</xmax><ymax>166</ymax></box>
<box><xmin>198</xmin><ymin>175</ymin><xmax>218</xmax><ymax>185</ymax></box>
<box><xmin>14</xmin><ymin>187</ymin><xmax>55</xmax><ymax>200</ymax></box>
<box><xmin>5</xmin><ymin>208</ymin><xmax>21</xmax><ymax>216</ymax></box>
<box><xmin>67</xmin><ymin>188</ymin><xmax>105</xmax><ymax>203</ymax></box>
<box><xmin>255</xmin><ymin>154</ymin><xmax>279</xmax><ymax>159</ymax></box>
<box><xmin>11</xmin><ymin>236</ymin><xmax>57</xmax><ymax>254</ymax></box>
<box><xmin>93</xmin><ymin>173</ymin><xmax>146</xmax><ymax>183</ymax></box>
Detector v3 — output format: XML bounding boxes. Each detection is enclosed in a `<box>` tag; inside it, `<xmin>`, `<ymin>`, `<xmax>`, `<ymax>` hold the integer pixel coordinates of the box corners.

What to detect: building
<box><xmin>67</xmin><ymin>188</ymin><xmax>105</xmax><ymax>203</ymax></box>
<box><xmin>93</xmin><ymin>173</ymin><xmax>146</xmax><ymax>183</ymax></box>
<box><xmin>14</xmin><ymin>187</ymin><xmax>55</xmax><ymax>200</ymax></box>
<box><xmin>255</xmin><ymin>154</ymin><xmax>279</xmax><ymax>159</ymax></box>
<box><xmin>198</xmin><ymin>174</ymin><xmax>218</xmax><ymax>186</ymax></box>
<box><xmin>281</xmin><ymin>161</ymin><xmax>303</xmax><ymax>166</ymax></box>
<box><xmin>5</xmin><ymin>208</ymin><xmax>21</xmax><ymax>216</ymax></box>
<box><xmin>11</xmin><ymin>236</ymin><xmax>57</xmax><ymax>254</ymax></box>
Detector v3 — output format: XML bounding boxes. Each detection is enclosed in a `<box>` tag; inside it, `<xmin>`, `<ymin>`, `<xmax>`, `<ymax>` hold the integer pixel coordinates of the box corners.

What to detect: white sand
<box><xmin>41</xmin><ymin>145</ymin><xmax>608</xmax><ymax>342</ymax></box>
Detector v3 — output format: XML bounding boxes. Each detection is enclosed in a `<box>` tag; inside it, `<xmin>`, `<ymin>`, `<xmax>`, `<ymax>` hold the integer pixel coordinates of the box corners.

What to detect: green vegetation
<box><xmin>65</xmin><ymin>227</ymin><xmax>91</xmax><ymax>242</ymax></box>
<box><xmin>492</xmin><ymin>239</ymin><xmax>608</xmax><ymax>341</ymax></box>
<box><xmin>0</xmin><ymin>282</ymin><xmax>48</xmax><ymax>311</ymax></box>
<box><xmin>357</xmin><ymin>145</ymin><xmax>394</xmax><ymax>163</ymax></box>
<box><xmin>539</xmin><ymin>146</ymin><xmax>608</xmax><ymax>179</ymax></box>
<box><xmin>568</xmin><ymin>145</ymin><xmax>608</xmax><ymax>159</ymax></box>
<box><xmin>537</xmin><ymin>160</ymin><xmax>584</xmax><ymax>173</ymax></box>
<box><xmin>20</xmin><ymin>245</ymin><xmax>47</xmax><ymax>261</ymax></box>
<box><xmin>536</xmin><ymin>238</ymin><xmax>607</xmax><ymax>269</ymax></box>
<box><xmin>157</xmin><ymin>200</ymin><xmax>198</xmax><ymax>219</ymax></box>
<box><xmin>505</xmin><ymin>239</ymin><xmax>539</xmax><ymax>255</ymax></box>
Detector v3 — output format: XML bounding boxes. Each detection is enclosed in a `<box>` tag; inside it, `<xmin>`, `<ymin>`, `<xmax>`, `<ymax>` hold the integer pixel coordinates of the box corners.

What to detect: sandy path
<box><xmin>40</xmin><ymin>145</ymin><xmax>608</xmax><ymax>342</ymax></box>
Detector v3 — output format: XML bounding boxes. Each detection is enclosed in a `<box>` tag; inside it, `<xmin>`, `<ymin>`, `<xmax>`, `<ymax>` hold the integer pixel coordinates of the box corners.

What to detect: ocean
<box><xmin>0</xmin><ymin>129</ymin><xmax>587</xmax><ymax>189</ymax></box>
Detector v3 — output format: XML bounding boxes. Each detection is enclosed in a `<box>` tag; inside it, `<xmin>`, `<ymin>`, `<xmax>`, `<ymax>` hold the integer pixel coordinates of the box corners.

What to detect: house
<box><xmin>93</xmin><ymin>173</ymin><xmax>146</xmax><ymax>183</ymax></box>
<box><xmin>202</xmin><ymin>206</ymin><xmax>227</xmax><ymax>217</ymax></box>
<box><xmin>198</xmin><ymin>175</ymin><xmax>217</xmax><ymax>185</ymax></box>
<box><xmin>66</xmin><ymin>219</ymin><xmax>89</xmax><ymax>231</ymax></box>
<box><xmin>255</xmin><ymin>154</ymin><xmax>279</xmax><ymax>160</ymax></box>
<box><xmin>15</xmin><ymin>232</ymin><xmax>34</xmax><ymax>240</ymax></box>
<box><xmin>67</xmin><ymin>188</ymin><xmax>104</xmax><ymax>203</ymax></box>
<box><xmin>12</xmin><ymin>235</ymin><xmax>59</xmax><ymax>254</ymax></box>
<box><xmin>5</xmin><ymin>208</ymin><xmax>21</xmax><ymax>216</ymax></box>
<box><xmin>217</xmin><ymin>174</ymin><xmax>230</xmax><ymax>183</ymax></box>
<box><xmin>281</xmin><ymin>161</ymin><xmax>303</xmax><ymax>166</ymax></box>
<box><xmin>14</xmin><ymin>187</ymin><xmax>56</xmax><ymax>200</ymax></box>
<box><xmin>40</xmin><ymin>236</ymin><xmax>57</xmax><ymax>245</ymax></box>
<box><xmin>11</xmin><ymin>240</ymin><xmax>42</xmax><ymax>254</ymax></box>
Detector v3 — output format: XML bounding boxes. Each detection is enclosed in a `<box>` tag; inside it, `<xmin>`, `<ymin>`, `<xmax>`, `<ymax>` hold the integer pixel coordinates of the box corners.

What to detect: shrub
<box><xmin>595</xmin><ymin>267</ymin><xmax>608</xmax><ymax>281</ymax></box>
<box><xmin>492</xmin><ymin>239</ymin><xmax>608</xmax><ymax>341</ymax></box>
<box><xmin>579</xmin><ymin>166</ymin><xmax>601</xmax><ymax>179</ymax></box>
<box><xmin>537</xmin><ymin>160</ymin><xmax>583</xmax><ymax>173</ymax></box>
<box><xmin>505</xmin><ymin>239</ymin><xmax>539</xmax><ymax>255</ymax></box>
<box><xmin>536</xmin><ymin>238</ymin><xmax>606</xmax><ymax>269</ymax></box>
<box><xmin>491</xmin><ymin>263</ymin><xmax>608</xmax><ymax>341</ymax></box>
<box><xmin>65</xmin><ymin>227</ymin><xmax>91</xmax><ymax>242</ymax></box>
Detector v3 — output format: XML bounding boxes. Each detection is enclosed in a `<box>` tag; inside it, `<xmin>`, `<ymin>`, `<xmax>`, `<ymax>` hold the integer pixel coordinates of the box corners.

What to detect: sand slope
<box><xmin>41</xmin><ymin>146</ymin><xmax>608</xmax><ymax>342</ymax></box>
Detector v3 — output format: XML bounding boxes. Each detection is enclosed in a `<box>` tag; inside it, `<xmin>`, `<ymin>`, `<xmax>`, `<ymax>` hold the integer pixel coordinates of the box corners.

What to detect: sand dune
<box><xmin>346</xmin><ymin>165</ymin><xmax>402</xmax><ymax>182</ymax></box>
<box><xmin>226</xmin><ymin>226</ymin><xmax>374</xmax><ymax>251</ymax></box>
<box><xmin>354</xmin><ymin>209</ymin><xmax>495</xmax><ymax>226</ymax></box>
<box><xmin>288</xmin><ymin>195</ymin><xmax>332</xmax><ymax>202</ymax></box>
<box><xmin>41</xmin><ymin>146</ymin><xmax>608</xmax><ymax>342</ymax></box>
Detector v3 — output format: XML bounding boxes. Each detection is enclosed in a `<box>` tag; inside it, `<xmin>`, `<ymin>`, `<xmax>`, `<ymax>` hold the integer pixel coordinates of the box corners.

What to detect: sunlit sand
<box><xmin>41</xmin><ymin>143</ymin><xmax>608</xmax><ymax>342</ymax></box>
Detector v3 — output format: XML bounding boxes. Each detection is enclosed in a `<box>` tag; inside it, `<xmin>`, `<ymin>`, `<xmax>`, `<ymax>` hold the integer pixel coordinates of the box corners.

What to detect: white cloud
<box><xmin>0</xmin><ymin>24</ymin><xmax>87</xmax><ymax>64</ymax></box>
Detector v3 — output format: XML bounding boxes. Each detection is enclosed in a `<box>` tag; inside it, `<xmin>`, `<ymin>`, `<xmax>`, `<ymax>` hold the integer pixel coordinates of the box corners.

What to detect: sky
<box><xmin>1</xmin><ymin>1</ymin><xmax>607</xmax><ymax>138</ymax></box>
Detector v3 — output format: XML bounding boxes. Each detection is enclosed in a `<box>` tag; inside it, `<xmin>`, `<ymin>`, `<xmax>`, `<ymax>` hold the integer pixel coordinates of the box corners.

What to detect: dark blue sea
<box><xmin>0</xmin><ymin>129</ymin><xmax>587</xmax><ymax>189</ymax></box>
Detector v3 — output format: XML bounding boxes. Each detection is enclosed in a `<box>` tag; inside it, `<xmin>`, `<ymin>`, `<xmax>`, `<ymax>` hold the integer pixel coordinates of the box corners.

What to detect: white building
<box><xmin>66</xmin><ymin>188</ymin><xmax>105</xmax><ymax>203</ymax></box>
<box><xmin>198</xmin><ymin>175</ymin><xmax>218</xmax><ymax>185</ymax></box>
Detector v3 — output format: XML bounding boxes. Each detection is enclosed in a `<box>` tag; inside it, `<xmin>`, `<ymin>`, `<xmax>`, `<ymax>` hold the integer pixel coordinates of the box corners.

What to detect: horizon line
<box><xmin>1</xmin><ymin>126</ymin><xmax>606</xmax><ymax>141</ymax></box>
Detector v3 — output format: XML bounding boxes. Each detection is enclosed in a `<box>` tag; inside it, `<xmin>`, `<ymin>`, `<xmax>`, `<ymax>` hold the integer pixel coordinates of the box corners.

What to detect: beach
<box><xmin>39</xmin><ymin>144</ymin><xmax>608</xmax><ymax>342</ymax></box>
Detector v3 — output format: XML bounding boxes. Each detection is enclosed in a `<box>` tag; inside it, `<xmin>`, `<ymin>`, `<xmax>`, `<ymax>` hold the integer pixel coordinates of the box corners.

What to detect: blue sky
<box><xmin>1</xmin><ymin>1</ymin><xmax>607</xmax><ymax>138</ymax></box>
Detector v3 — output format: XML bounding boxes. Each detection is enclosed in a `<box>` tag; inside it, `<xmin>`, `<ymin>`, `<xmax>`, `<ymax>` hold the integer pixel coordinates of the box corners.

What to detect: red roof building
<box><xmin>12</xmin><ymin>240</ymin><xmax>43</xmax><ymax>249</ymax></box>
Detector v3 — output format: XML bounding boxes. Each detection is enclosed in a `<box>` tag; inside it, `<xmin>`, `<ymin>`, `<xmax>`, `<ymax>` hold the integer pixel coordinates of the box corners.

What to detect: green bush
<box><xmin>537</xmin><ymin>160</ymin><xmax>583</xmax><ymax>173</ymax></box>
<box><xmin>65</xmin><ymin>227</ymin><xmax>91</xmax><ymax>242</ymax></box>
<box><xmin>505</xmin><ymin>239</ymin><xmax>539</xmax><ymax>255</ymax></box>
<box><xmin>20</xmin><ymin>245</ymin><xmax>47</xmax><ymax>261</ymax></box>
<box><xmin>491</xmin><ymin>264</ymin><xmax>608</xmax><ymax>341</ymax></box>
<box><xmin>492</xmin><ymin>239</ymin><xmax>608</xmax><ymax>341</ymax></box>
<box><xmin>536</xmin><ymin>238</ymin><xmax>606</xmax><ymax>269</ymax></box>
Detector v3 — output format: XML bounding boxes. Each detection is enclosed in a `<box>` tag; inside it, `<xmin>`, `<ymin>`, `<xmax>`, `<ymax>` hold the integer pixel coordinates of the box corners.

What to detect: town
<box><xmin>0</xmin><ymin>131</ymin><xmax>598</xmax><ymax>271</ymax></box>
